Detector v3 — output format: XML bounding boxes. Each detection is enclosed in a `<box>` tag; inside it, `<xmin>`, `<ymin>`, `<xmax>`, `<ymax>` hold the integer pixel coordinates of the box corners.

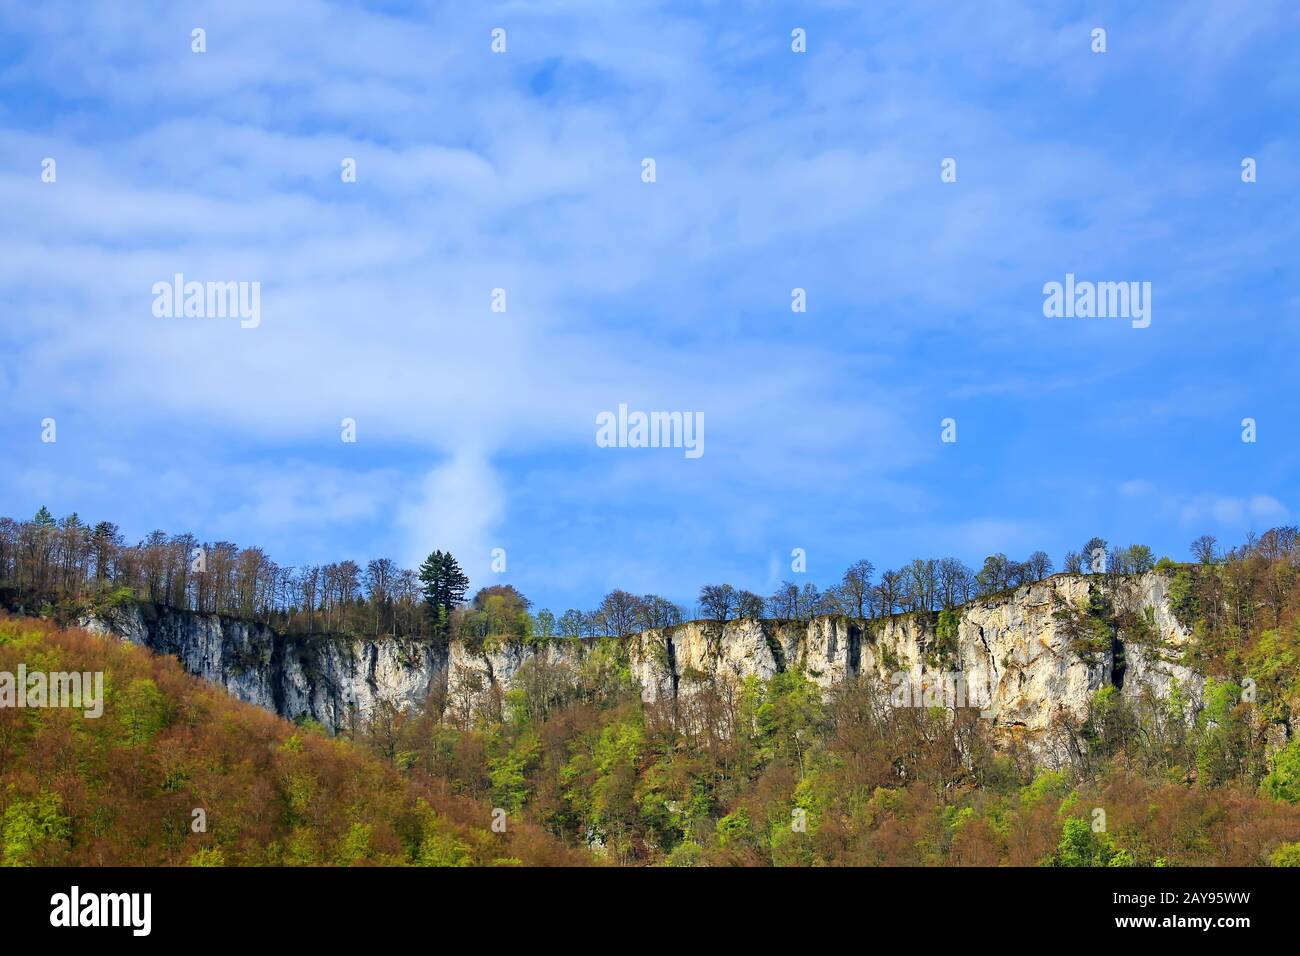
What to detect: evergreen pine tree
<box><xmin>417</xmin><ymin>550</ymin><xmax>469</xmax><ymax>638</ymax></box>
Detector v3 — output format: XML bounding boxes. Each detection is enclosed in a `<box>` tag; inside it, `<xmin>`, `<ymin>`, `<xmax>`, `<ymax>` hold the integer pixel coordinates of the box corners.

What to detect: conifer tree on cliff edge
<box><xmin>418</xmin><ymin>550</ymin><xmax>469</xmax><ymax>640</ymax></box>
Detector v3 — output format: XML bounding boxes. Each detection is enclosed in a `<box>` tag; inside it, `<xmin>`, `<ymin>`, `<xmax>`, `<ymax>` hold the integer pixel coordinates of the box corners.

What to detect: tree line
<box><xmin>0</xmin><ymin>508</ymin><xmax>472</xmax><ymax>640</ymax></box>
<box><xmin>0</xmin><ymin>506</ymin><xmax>1280</xmax><ymax>643</ymax></box>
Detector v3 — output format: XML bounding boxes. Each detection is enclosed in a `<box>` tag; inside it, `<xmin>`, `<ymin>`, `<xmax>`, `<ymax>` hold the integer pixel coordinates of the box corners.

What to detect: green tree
<box><xmin>1271</xmin><ymin>842</ymin><xmax>1300</xmax><ymax>867</ymax></box>
<box><xmin>418</xmin><ymin>550</ymin><xmax>469</xmax><ymax>638</ymax></box>
<box><xmin>461</xmin><ymin>585</ymin><xmax>532</xmax><ymax>645</ymax></box>
<box><xmin>1125</xmin><ymin>544</ymin><xmax>1155</xmax><ymax>574</ymax></box>
<box><xmin>1055</xmin><ymin>816</ymin><xmax>1130</xmax><ymax>867</ymax></box>
<box><xmin>490</xmin><ymin>735</ymin><xmax>539</xmax><ymax>813</ymax></box>
<box><xmin>1196</xmin><ymin>679</ymin><xmax>1250</xmax><ymax>789</ymax></box>
<box><xmin>929</xmin><ymin>609</ymin><xmax>960</xmax><ymax>668</ymax></box>
<box><xmin>533</xmin><ymin>609</ymin><xmax>557</xmax><ymax>642</ymax></box>
<box><xmin>716</xmin><ymin>807</ymin><xmax>754</xmax><ymax>849</ymax></box>
<box><xmin>1262</xmin><ymin>738</ymin><xmax>1300</xmax><ymax>803</ymax></box>
<box><xmin>119</xmin><ymin>677</ymin><xmax>170</xmax><ymax>745</ymax></box>
<box><xmin>1</xmin><ymin>790</ymin><xmax>71</xmax><ymax>866</ymax></box>
<box><xmin>745</xmin><ymin>671</ymin><xmax>822</xmax><ymax>774</ymax></box>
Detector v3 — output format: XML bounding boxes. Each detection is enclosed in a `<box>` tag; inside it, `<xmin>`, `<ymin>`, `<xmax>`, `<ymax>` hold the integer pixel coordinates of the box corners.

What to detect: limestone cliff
<box><xmin>80</xmin><ymin>572</ymin><xmax>1201</xmax><ymax>741</ymax></box>
<box><xmin>79</xmin><ymin>603</ymin><xmax>448</xmax><ymax>734</ymax></box>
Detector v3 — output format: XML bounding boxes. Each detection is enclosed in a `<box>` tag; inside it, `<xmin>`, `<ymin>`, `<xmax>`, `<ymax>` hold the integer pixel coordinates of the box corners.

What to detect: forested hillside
<box><xmin>6</xmin><ymin>510</ymin><xmax>1300</xmax><ymax>866</ymax></box>
<box><xmin>0</xmin><ymin>614</ymin><xmax>585</xmax><ymax>866</ymax></box>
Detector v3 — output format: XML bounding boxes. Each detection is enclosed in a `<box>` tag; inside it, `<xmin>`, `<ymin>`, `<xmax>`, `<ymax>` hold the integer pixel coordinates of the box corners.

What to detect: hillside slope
<box><xmin>6</xmin><ymin>600</ymin><xmax>1300</xmax><ymax>866</ymax></box>
<box><xmin>0</xmin><ymin>614</ymin><xmax>586</xmax><ymax>866</ymax></box>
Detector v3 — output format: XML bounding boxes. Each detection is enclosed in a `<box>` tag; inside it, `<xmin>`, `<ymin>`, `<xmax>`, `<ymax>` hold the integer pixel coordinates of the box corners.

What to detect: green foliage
<box><xmin>335</xmin><ymin>822</ymin><xmax>373</xmax><ymax>866</ymax></box>
<box><xmin>1021</xmin><ymin>769</ymin><xmax>1071</xmax><ymax>807</ymax></box>
<box><xmin>490</xmin><ymin>734</ymin><xmax>539</xmax><ymax>813</ymax></box>
<box><xmin>1121</xmin><ymin>606</ymin><xmax>1161</xmax><ymax>650</ymax></box>
<box><xmin>1055</xmin><ymin>817</ymin><xmax>1131</xmax><ymax>867</ymax></box>
<box><xmin>418</xmin><ymin>551</ymin><xmax>469</xmax><ymax>639</ymax></box>
<box><xmin>1168</xmin><ymin>568</ymin><xmax>1199</xmax><ymax>630</ymax></box>
<box><xmin>293</xmin><ymin>714</ymin><xmax>328</xmax><ymax>735</ymax></box>
<box><xmin>1196</xmin><ymin>678</ymin><xmax>1250</xmax><ymax>788</ymax></box>
<box><xmin>117</xmin><ymin>677</ymin><xmax>169</xmax><ymax>745</ymax></box>
<box><xmin>532</xmin><ymin>609</ymin><xmax>557</xmax><ymax>643</ymax></box>
<box><xmin>1204</xmin><ymin>676</ymin><xmax>1245</xmax><ymax>724</ymax></box>
<box><xmin>1270</xmin><ymin>842</ymin><xmax>1300</xmax><ymax>866</ymax></box>
<box><xmin>412</xmin><ymin>802</ymin><xmax>473</xmax><ymax>866</ymax></box>
<box><xmin>1246</xmin><ymin>623</ymin><xmax>1300</xmax><ymax>725</ymax></box>
<box><xmin>664</xmin><ymin>840</ymin><xmax>703</xmax><ymax>867</ymax></box>
<box><xmin>577</xmin><ymin>637</ymin><xmax>638</xmax><ymax>703</ymax></box>
<box><xmin>743</xmin><ymin>670</ymin><xmax>822</xmax><ymax>771</ymax></box>
<box><xmin>1</xmin><ymin>790</ymin><xmax>71</xmax><ymax>866</ymax></box>
<box><xmin>561</xmin><ymin>710</ymin><xmax>646</xmax><ymax>859</ymax></box>
<box><xmin>460</xmin><ymin>585</ymin><xmax>533</xmax><ymax>648</ymax></box>
<box><xmin>1262</xmin><ymin>739</ymin><xmax>1300</xmax><ymax>804</ymax></box>
<box><xmin>927</xmin><ymin>609</ymin><xmax>960</xmax><ymax>668</ymax></box>
<box><xmin>716</xmin><ymin>807</ymin><xmax>753</xmax><ymax>848</ymax></box>
<box><xmin>186</xmin><ymin>847</ymin><xmax>226</xmax><ymax>866</ymax></box>
<box><xmin>1053</xmin><ymin>585</ymin><xmax>1115</xmax><ymax>665</ymax></box>
<box><xmin>92</xmin><ymin>585</ymin><xmax>139</xmax><ymax>612</ymax></box>
<box><xmin>1081</xmin><ymin>686</ymin><xmax>1136</xmax><ymax>757</ymax></box>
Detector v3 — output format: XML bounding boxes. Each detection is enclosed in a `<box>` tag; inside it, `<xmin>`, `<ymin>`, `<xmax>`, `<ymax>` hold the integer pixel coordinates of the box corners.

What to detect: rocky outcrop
<box><xmin>625</xmin><ymin>573</ymin><xmax>1200</xmax><ymax>731</ymax></box>
<box><xmin>79</xmin><ymin>603</ymin><xmax>447</xmax><ymax>734</ymax></box>
<box><xmin>79</xmin><ymin>572</ymin><xmax>1201</xmax><ymax>742</ymax></box>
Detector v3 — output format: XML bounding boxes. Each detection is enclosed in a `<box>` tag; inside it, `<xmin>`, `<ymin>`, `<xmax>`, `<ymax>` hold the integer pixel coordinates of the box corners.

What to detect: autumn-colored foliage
<box><xmin>0</xmin><ymin>614</ymin><xmax>587</xmax><ymax>866</ymax></box>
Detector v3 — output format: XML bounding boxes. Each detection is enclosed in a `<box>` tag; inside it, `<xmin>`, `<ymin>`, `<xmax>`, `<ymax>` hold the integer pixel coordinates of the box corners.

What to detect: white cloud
<box><xmin>1119</xmin><ymin>479</ymin><xmax>1156</xmax><ymax>498</ymax></box>
<box><xmin>398</xmin><ymin>451</ymin><xmax>506</xmax><ymax>584</ymax></box>
<box><xmin>1179</xmin><ymin>494</ymin><xmax>1289</xmax><ymax>530</ymax></box>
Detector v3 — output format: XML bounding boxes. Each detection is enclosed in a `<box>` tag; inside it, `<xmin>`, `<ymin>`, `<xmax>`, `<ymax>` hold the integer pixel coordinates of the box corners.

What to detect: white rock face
<box><xmin>80</xmin><ymin>573</ymin><xmax>1200</xmax><ymax>741</ymax></box>
<box><xmin>862</xmin><ymin>573</ymin><xmax>1200</xmax><ymax>731</ymax></box>
<box><xmin>80</xmin><ymin>604</ymin><xmax>446</xmax><ymax>734</ymax></box>
<box><xmin>451</xmin><ymin>573</ymin><xmax>1202</xmax><ymax>739</ymax></box>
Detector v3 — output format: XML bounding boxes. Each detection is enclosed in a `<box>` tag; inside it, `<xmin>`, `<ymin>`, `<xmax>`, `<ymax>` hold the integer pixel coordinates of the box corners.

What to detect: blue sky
<box><xmin>2</xmin><ymin>1</ymin><xmax>1298</xmax><ymax>615</ymax></box>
